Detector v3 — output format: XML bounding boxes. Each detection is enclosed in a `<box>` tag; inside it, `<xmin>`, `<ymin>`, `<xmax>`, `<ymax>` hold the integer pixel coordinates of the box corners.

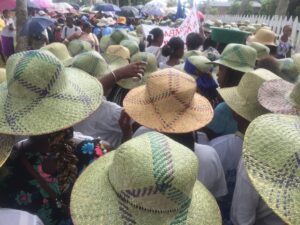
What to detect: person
<box><xmin>75</xmin><ymin>22</ymin><xmax>99</xmax><ymax>52</ymax></box>
<box><xmin>160</xmin><ymin>37</ymin><xmax>184</xmax><ymax>68</ymax></box>
<box><xmin>145</xmin><ymin>27</ymin><xmax>165</xmax><ymax>63</ymax></box>
<box><xmin>183</xmin><ymin>32</ymin><xmax>204</xmax><ymax>59</ymax></box>
<box><xmin>202</xmin><ymin>37</ymin><xmax>220</xmax><ymax>61</ymax></box>
<box><xmin>61</xmin><ymin>16</ymin><xmax>82</xmax><ymax>42</ymax></box>
<box><xmin>231</xmin><ymin>114</ymin><xmax>295</xmax><ymax>225</ymax></box>
<box><xmin>209</xmin><ymin>69</ymin><xmax>280</xmax><ymax>223</ymax></box>
<box><xmin>277</xmin><ymin>25</ymin><xmax>292</xmax><ymax>59</ymax></box>
<box><xmin>256</xmin><ymin>56</ymin><xmax>281</xmax><ymax>75</ymax></box>
<box><xmin>70</xmin><ymin>132</ymin><xmax>222</xmax><ymax>225</ymax></box>
<box><xmin>1</xmin><ymin>10</ymin><xmax>15</xmax><ymax>59</ymax></box>
<box><xmin>0</xmin><ymin>208</ymin><xmax>44</xmax><ymax>225</ymax></box>
<box><xmin>123</xmin><ymin>68</ymin><xmax>228</xmax><ymax>199</ymax></box>
<box><xmin>0</xmin><ymin>50</ymin><xmax>108</xmax><ymax>224</ymax></box>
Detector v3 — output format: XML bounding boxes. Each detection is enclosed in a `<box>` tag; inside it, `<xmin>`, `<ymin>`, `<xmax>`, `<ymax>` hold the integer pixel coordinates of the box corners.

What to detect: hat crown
<box><xmin>237</xmin><ymin>68</ymin><xmax>280</xmax><ymax>102</ymax></box>
<box><xmin>131</xmin><ymin>52</ymin><xmax>157</xmax><ymax>73</ymax></box>
<box><xmin>108</xmin><ymin>132</ymin><xmax>197</xmax><ymax>212</ymax></box>
<box><xmin>111</xmin><ymin>29</ymin><xmax>128</xmax><ymax>44</ymax></box>
<box><xmin>106</xmin><ymin>45</ymin><xmax>130</xmax><ymax>60</ymax></box>
<box><xmin>6</xmin><ymin>50</ymin><xmax>66</xmax><ymax>99</ymax></box>
<box><xmin>253</xmin><ymin>28</ymin><xmax>276</xmax><ymax>45</ymax></box>
<box><xmin>41</xmin><ymin>42</ymin><xmax>71</xmax><ymax>61</ymax></box>
<box><xmin>121</xmin><ymin>39</ymin><xmax>139</xmax><ymax>56</ymax></box>
<box><xmin>187</xmin><ymin>56</ymin><xmax>212</xmax><ymax>74</ymax></box>
<box><xmin>68</xmin><ymin>40</ymin><xmax>92</xmax><ymax>57</ymax></box>
<box><xmin>289</xmin><ymin>82</ymin><xmax>300</xmax><ymax>105</ymax></box>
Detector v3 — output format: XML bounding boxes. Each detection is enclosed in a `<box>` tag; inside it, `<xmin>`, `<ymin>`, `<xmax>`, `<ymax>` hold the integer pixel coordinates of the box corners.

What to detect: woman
<box><xmin>145</xmin><ymin>28</ymin><xmax>165</xmax><ymax>63</ymax></box>
<box><xmin>0</xmin><ymin>50</ymin><xmax>107</xmax><ymax>225</ymax></box>
<box><xmin>1</xmin><ymin>10</ymin><xmax>15</xmax><ymax>59</ymax></box>
<box><xmin>277</xmin><ymin>25</ymin><xmax>292</xmax><ymax>59</ymax></box>
<box><xmin>160</xmin><ymin>37</ymin><xmax>184</xmax><ymax>68</ymax></box>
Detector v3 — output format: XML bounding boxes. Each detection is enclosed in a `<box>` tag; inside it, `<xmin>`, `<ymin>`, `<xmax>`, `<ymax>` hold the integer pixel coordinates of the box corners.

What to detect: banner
<box><xmin>142</xmin><ymin>6</ymin><xmax>199</xmax><ymax>45</ymax></box>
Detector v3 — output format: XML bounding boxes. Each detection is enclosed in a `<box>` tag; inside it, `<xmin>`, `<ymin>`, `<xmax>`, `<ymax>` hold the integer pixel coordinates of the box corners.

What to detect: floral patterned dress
<box><xmin>0</xmin><ymin>134</ymin><xmax>107</xmax><ymax>225</ymax></box>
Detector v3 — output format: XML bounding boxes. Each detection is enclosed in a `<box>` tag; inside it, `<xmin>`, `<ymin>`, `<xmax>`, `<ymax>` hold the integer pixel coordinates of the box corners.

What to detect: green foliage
<box><xmin>228</xmin><ymin>2</ymin><xmax>240</xmax><ymax>14</ymax></box>
<box><xmin>259</xmin><ymin>0</ymin><xmax>276</xmax><ymax>15</ymax></box>
<box><xmin>208</xmin><ymin>7</ymin><xmax>218</xmax><ymax>15</ymax></box>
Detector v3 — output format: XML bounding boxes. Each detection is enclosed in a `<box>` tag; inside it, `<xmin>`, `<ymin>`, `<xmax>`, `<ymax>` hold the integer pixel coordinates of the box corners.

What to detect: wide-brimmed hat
<box><xmin>0</xmin><ymin>68</ymin><xmax>6</xmax><ymax>84</ymax></box>
<box><xmin>218</xmin><ymin>68</ymin><xmax>280</xmax><ymax>121</ymax></box>
<box><xmin>102</xmin><ymin>46</ymin><xmax>129</xmax><ymax>71</ymax></box>
<box><xmin>99</xmin><ymin>35</ymin><xmax>117</xmax><ymax>53</ymax></box>
<box><xmin>117</xmin><ymin>52</ymin><xmax>158</xmax><ymax>90</ymax></box>
<box><xmin>248</xmin><ymin>28</ymin><xmax>277</xmax><ymax>46</ymax></box>
<box><xmin>0</xmin><ymin>50</ymin><xmax>103</xmax><ymax>136</ymax></box>
<box><xmin>71</xmin><ymin>51</ymin><xmax>110</xmax><ymax>79</ymax></box>
<box><xmin>0</xmin><ymin>134</ymin><xmax>15</xmax><ymax>167</ymax></box>
<box><xmin>97</xmin><ymin>18</ymin><xmax>108</xmax><ymax>27</ymax></box>
<box><xmin>123</xmin><ymin>68</ymin><xmax>213</xmax><ymax>133</ymax></box>
<box><xmin>258</xmin><ymin>79</ymin><xmax>300</xmax><ymax>115</ymax></box>
<box><xmin>277</xmin><ymin>58</ymin><xmax>299</xmax><ymax>82</ymax></box>
<box><xmin>71</xmin><ymin>131</ymin><xmax>221</xmax><ymax>225</ymax></box>
<box><xmin>247</xmin><ymin>41</ymin><xmax>270</xmax><ymax>60</ymax></box>
<box><xmin>41</xmin><ymin>42</ymin><xmax>73</xmax><ymax>66</ymax></box>
<box><xmin>184</xmin><ymin>56</ymin><xmax>213</xmax><ymax>77</ymax></box>
<box><xmin>292</xmin><ymin>53</ymin><xmax>300</xmax><ymax>74</ymax></box>
<box><xmin>105</xmin><ymin>45</ymin><xmax>130</xmax><ymax>60</ymax></box>
<box><xmin>106</xmin><ymin>17</ymin><xmax>116</xmax><ymax>26</ymax></box>
<box><xmin>243</xmin><ymin>113</ymin><xmax>300</xmax><ymax>225</ymax></box>
<box><xmin>111</xmin><ymin>29</ymin><xmax>129</xmax><ymax>43</ymax></box>
<box><xmin>120</xmin><ymin>39</ymin><xmax>139</xmax><ymax>57</ymax></box>
<box><xmin>209</xmin><ymin>43</ymin><xmax>257</xmax><ymax>73</ymax></box>
<box><xmin>67</xmin><ymin>40</ymin><xmax>93</xmax><ymax>57</ymax></box>
<box><xmin>211</xmin><ymin>27</ymin><xmax>251</xmax><ymax>44</ymax></box>
<box><xmin>183</xmin><ymin>50</ymin><xmax>203</xmax><ymax>60</ymax></box>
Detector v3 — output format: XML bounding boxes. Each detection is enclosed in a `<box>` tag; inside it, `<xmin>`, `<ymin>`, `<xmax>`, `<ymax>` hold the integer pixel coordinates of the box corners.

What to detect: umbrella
<box><xmin>134</xmin><ymin>5</ymin><xmax>144</xmax><ymax>11</ymax></box>
<box><xmin>117</xmin><ymin>6</ymin><xmax>140</xmax><ymax>18</ymax></box>
<box><xmin>70</xmin><ymin>3</ymin><xmax>80</xmax><ymax>10</ymax></box>
<box><xmin>0</xmin><ymin>0</ymin><xmax>53</xmax><ymax>11</ymax></box>
<box><xmin>142</xmin><ymin>0</ymin><xmax>167</xmax><ymax>17</ymax></box>
<box><xmin>49</xmin><ymin>2</ymin><xmax>74</xmax><ymax>13</ymax></box>
<box><xmin>92</xmin><ymin>3</ymin><xmax>120</xmax><ymax>12</ymax></box>
<box><xmin>20</xmin><ymin>16</ymin><xmax>55</xmax><ymax>36</ymax></box>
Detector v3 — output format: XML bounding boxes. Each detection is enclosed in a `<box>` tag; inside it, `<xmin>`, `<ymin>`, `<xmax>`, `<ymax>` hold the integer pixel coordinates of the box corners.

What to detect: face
<box><xmin>283</xmin><ymin>26</ymin><xmax>292</xmax><ymax>37</ymax></box>
<box><xmin>216</xmin><ymin>65</ymin><xmax>228</xmax><ymax>88</ymax></box>
<box><xmin>66</xmin><ymin>18</ymin><xmax>73</xmax><ymax>27</ymax></box>
<box><xmin>157</xmin><ymin>35</ymin><xmax>164</xmax><ymax>47</ymax></box>
<box><xmin>84</xmin><ymin>26</ymin><xmax>92</xmax><ymax>34</ymax></box>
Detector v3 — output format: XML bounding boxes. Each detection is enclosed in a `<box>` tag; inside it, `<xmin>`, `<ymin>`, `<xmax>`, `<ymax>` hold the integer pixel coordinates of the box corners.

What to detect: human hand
<box><xmin>114</xmin><ymin>61</ymin><xmax>147</xmax><ymax>80</ymax></box>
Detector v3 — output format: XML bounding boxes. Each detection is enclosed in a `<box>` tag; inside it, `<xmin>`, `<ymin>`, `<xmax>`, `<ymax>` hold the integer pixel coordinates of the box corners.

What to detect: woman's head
<box><xmin>161</xmin><ymin>37</ymin><xmax>184</xmax><ymax>59</ymax></box>
<box><xmin>203</xmin><ymin>37</ymin><xmax>217</xmax><ymax>51</ymax></box>
<box><xmin>282</xmin><ymin>25</ymin><xmax>292</xmax><ymax>38</ymax></box>
<box><xmin>217</xmin><ymin>65</ymin><xmax>244</xmax><ymax>88</ymax></box>
<box><xmin>256</xmin><ymin>56</ymin><xmax>281</xmax><ymax>75</ymax></box>
<box><xmin>147</xmin><ymin>28</ymin><xmax>164</xmax><ymax>47</ymax></box>
<box><xmin>82</xmin><ymin>22</ymin><xmax>93</xmax><ymax>33</ymax></box>
<box><xmin>186</xmin><ymin>32</ymin><xmax>203</xmax><ymax>51</ymax></box>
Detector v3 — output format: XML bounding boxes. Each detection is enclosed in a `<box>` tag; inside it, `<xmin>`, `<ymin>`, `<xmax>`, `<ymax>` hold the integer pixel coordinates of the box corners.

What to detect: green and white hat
<box><xmin>217</xmin><ymin>68</ymin><xmax>280</xmax><ymax>121</ymax></box>
<box><xmin>71</xmin><ymin>51</ymin><xmax>110</xmax><ymax>79</ymax></box>
<box><xmin>243</xmin><ymin>113</ymin><xmax>300</xmax><ymax>225</ymax></box>
<box><xmin>71</xmin><ymin>131</ymin><xmax>221</xmax><ymax>225</ymax></box>
<box><xmin>183</xmin><ymin>50</ymin><xmax>203</xmax><ymax>60</ymax></box>
<box><xmin>67</xmin><ymin>40</ymin><xmax>93</xmax><ymax>57</ymax></box>
<box><xmin>99</xmin><ymin>35</ymin><xmax>117</xmax><ymax>53</ymax></box>
<box><xmin>102</xmin><ymin>45</ymin><xmax>130</xmax><ymax>72</ymax></box>
<box><xmin>292</xmin><ymin>53</ymin><xmax>300</xmax><ymax>75</ymax></box>
<box><xmin>117</xmin><ymin>52</ymin><xmax>158</xmax><ymax>89</ymax></box>
<box><xmin>210</xmin><ymin>43</ymin><xmax>257</xmax><ymax>73</ymax></box>
<box><xmin>0</xmin><ymin>50</ymin><xmax>103</xmax><ymax>136</ymax></box>
<box><xmin>277</xmin><ymin>58</ymin><xmax>299</xmax><ymax>83</ymax></box>
<box><xmin>247</xmin><ymin>42</ymin><xmax>270</xmax><ymax>60</ymax></box>
<box><xmin>183</xmin><ymin>56</ymin><xmax>213</xmax><ymax>78</ymax></box>
<box><xmin>41</xmin><ymin>42</ymin><xmax>73</xmax><ymax>66</ymax></box>
<box><xmin>120</xmin><ymin>39</ymin><xmax>140</xmax><ymax>57</ymax></box>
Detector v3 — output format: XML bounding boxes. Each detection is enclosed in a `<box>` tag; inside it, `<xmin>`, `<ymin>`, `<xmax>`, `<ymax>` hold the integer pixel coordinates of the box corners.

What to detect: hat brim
<box><xmin>209</xmin><ymin>59</ymin><xmax>254</xmax><ymax>73</ymax></box>
<box><xmin>117</xmin><ymin>71</ymin><xmax>150</xmax><ymax>89</ymax></box>
<box><xmin>0</xmin><ymin>134</ymin><xmax>15</xmax><ymax>167</ymax></box>
<box><xmin>243</xmin><ymin>114</ymin><xmax>300</xmax><ymax>225</ymax></box>
<box><xmin>258</xmin><ymin>79</ymin><xmax>300</xmax><ymax>115</ymax></box>
<box><xmin>123</xmin><ymin>86</ymin><xmax>213</xmax><ymax>133</ymax></box>
<box><xmin>102</xmin><ymin>53</ymin><xmax>129</xmax><ymax>71</ymax></box>
<box><xmin>62</xmin><ymin>57</ymin><xmax>74</xmax><ymax>67</ymax></box>
<box><xmin>217</xmin><ymin>86</ymin><xmax>268</xmax><ymax>121</ymax></box>
<box><xmin>0</xmin><ymin>68</ymin><xmax>103</xmax><ymax>136</ymax></box>
<box><xmin>71</xmin><ymin>151</ymin><xmax>221</xmax><ymax>225</ymax></box>
<box><xmin>247</xmin><ymin>36</ymin><xmax>277</xmax><ymax>46</ymax></box>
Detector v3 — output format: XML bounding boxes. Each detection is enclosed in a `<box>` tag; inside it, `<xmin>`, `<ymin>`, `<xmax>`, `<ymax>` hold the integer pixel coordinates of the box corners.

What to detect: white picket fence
<box><xmin>206</xmin><ymin>14</ymin><xmax>300</xmax><ymax>53</ymax></box>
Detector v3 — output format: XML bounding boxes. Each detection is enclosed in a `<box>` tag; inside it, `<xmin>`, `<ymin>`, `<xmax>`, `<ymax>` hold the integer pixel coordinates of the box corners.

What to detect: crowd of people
<box><xmin>0</xmin><ymin>6</ymin><xmax>299</xmax><ymax>225</ymax></box>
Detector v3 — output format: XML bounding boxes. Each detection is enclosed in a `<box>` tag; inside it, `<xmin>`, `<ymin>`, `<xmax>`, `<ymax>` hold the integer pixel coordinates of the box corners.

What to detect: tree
<box><xmin>16</xmin><ymin>0</ymin><xmax>28</xmax><ymax>52</ymax></box>
<box><xmin>275</xmin><ymin>0</ymin><xmax>289</xmax><ymax>15</ymax></box>
<box><xmin>238</xmin><ymin>0</ymin><xmax>251</xmax><ymax>14</ymax></box>
<box><xmin>259</xmin><ymin>0</ymin><xmax>276</xmax><ymax>15</ymax></box>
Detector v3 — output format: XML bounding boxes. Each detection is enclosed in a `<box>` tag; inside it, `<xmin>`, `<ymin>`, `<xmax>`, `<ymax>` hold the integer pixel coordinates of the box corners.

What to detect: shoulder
<box><xmin>209</xmin><ymin>134</ymin><xmax>243</xmax><ymax>150</ymax></box>
<box><xmin>194</xmin><ymin>143</ymin><xmax>220</xmax><ymax>162</ymax></box>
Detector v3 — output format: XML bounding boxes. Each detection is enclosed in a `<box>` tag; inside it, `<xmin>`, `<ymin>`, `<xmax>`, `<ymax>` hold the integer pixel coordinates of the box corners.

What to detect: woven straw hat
<box><xmin>183</xmin><ymin>50</ymin><xmax>203</xmax><ymax>60</ymax></box>
<box><xmin>106</xmin><ymin>45</ymin><xmax>130</xmax><ymax>60</ymax></box>
<box><xmin>247</xmin><ymin>42</ymin><xmax>270</xmax><ymax>59</ymax></box>
<box><xmin>123</xmin><ymin>68</ymin><xmax>213</xmax><ymax>133</ymax></box>
<box><xmin>0</xmin><ymin>134</ymin><xmax>15</xmax><ymax>167</ymax></box>
<box><xmin>41</xmin><ymin>42</ymin><xmax>73</xmax><ymax>66</ymax></box>
<box><xmin>258</xmin><ymin>79</ymin><xmax>300</xmax><ymax>115</ymax></box>
<box><xmin>67</xmin><ymin>40</ymin><xmax>93</xmax><ymax>57</ymax></box>
<box><xmin>120</xmin><ymin>39</ymin><xmax>139</xmax><ymax>57</ymax></box>
<box><xmin>99</xmin><ymin>35</ymin><xmax>117</xmax><ymax>53</ymax></box>
<box><xmin>111</xmin><ymin>29</ymin><xmax>129</xmax><ymax>44</ymax></box>
<box><xmin>71</xmin><ymin>131</ymin><xmax>221</xmax><ymax>225</ymax></box>
<box><xmin>0</xmin><ymin>68</ymin><xmax>6</xmax><ymax>84</ymax></box>
<box><xmin>117</xmin><ymin>52</ymin><xmax>158</xmax><ymax>90</ymax></box>
<box><xmin>210</xmin><ymin>43</ymin><xmax>257</xmax><ymax>73</ymax></box>
<box><xmin>97</xmin><ymin>18</ymin><xmax>108</xmax><ymax>27</ymax></box>
<box><xmin>107</xmin><ymin>17</ymin><xmax>116</xmax><ymax>26</ymax></box>
<box><xmin>292</xmin><ymin>53</ymin><xmax>300</xmax><ymax>74</ymax></box>
<box><xmin>71</xmin><ymin>51</ymin><xmax>110</xmax><ymax>79</ymax></box>
<box><xmin>218</xmin><ymin>68</ymin><xmax>280</xmax><ymax>121</ymax></box>
<box><xmin>248</xmin><ymin>28</ymin><xmax>277</xmax><ymax>46</ymax></box>
<box><xmin>277</xmin><ymin>58</ymin><xmax>299</xmax><ymax>82</ymax></box>
<box><xmin>184</xmin><ymin>56</ymin><xmax>213</xmax><ymax>76</ymax></box>
<box><xmin>0</xmin><ymin>50</ymin><xmax>103</xmax><ymax>136</ymax></box>
<box><xmin>102</xmin><ymin>45</ymin><xmax>130</xmax><ymax>71</ymax></box>
<box><xmin>243</xmin><ymin>113</ymin><xmax>300</xmax><ymax>225</ymax></box>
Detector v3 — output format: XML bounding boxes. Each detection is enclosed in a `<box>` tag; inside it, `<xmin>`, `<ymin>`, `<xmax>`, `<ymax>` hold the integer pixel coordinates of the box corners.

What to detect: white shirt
<box><xmin>231</xmin><ymin>160</ymin><xmax>285</xmax><ymax>225</ymax></box>
<box><xmin>0</xmin><ymin>209</ymin><xmax>44</xmax><ymax>225</ymax></box>
<box><xmin>74</xmin><ymin>99</ymin><xmax>123</xmax><ymax>149</ymax></box>
<box><xmin>146</xmin><ymin>46</ymin><xmax>167</xmax><ymax>64</ymax></box>
<box><xmin>133</xmin><ymin>126</ymin><xmax>228</xmax><ymax>198</ymax></box>
<box><xmin>61</xmin><ymin>25</ymin><xmax>82</xmax><ymax>40</ymax></box>
<box><xmin>1</xmin><ymin>18</ymin><xmax>15</xmax><ymax>37</ymax></box>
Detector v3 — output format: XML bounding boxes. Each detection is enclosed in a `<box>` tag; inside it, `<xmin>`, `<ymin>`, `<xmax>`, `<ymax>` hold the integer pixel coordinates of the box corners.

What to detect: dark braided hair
<box><xmin>147</xmin><ymin>28</ymin><xmax>164</xmax><ymax>47</ymax></box>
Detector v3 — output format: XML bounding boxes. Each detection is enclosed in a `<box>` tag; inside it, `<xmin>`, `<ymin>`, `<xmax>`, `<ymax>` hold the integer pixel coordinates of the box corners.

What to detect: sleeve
<box><xmin>60</xmin><ymin>26</ymin><xmax>66</xmax><ymax>39</ymax></box>
<box><xmin>231</xmin><ymin>159</ymin><xmax>260</xmax><ymax>225</ymax></box>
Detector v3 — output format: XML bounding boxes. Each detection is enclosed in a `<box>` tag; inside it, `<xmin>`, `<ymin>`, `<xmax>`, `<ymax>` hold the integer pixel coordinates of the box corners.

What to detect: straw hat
<box><xmin>0</xmin><ymin>134</ymin><xmax>15</xmax><ymax>167</ymax></box>
<box><xmin>0</xmin><ymin>68</ymin><xmax>7</xmax><ymax>84</ymax></box>
<box><xmin>258</xmin><ymin>79</ymin><xmax>300</xmax><ymax>115</ymax></box>
<box><xmin>210</xmin><ymin>43</ymin><xmax>257</xmax><ymax>73</ymax></box>
<box><xmin>247</xmin><ymin>42</ymin><xmax>270</xmax><ymax>60</ymax></box>
<box><xmin>218</xmin><ymin>68</ymin><xmax>280</xmax><ymax>121</ymax></box>
<box><xmin>248</xmin><ymin>28</ymin><xmax>277</xmax><ymax>46</ymax></box>
<box><xmin>123</xmin><ymin>68</ymin><xmax>213</xmax><ymax>133</ymax></box>
<box><xmin>243</xmin><ymin>113</ymin><xmax>300</xmax><ymax>225</ymax></box>
<box><xmin>97</xmin><ymin>18</ymin><xmax>108</xmax><ymax>27</ymax></box>
<box><xmin>107</xmin><ymin>17</ymin><xmax>116</xmax><ymax>26</ymax></box>
<box><xmin>71</xmin><ymin>51</ymin><xmax>110</xmax><ymax>79</ymax></box>
<box><xmin>0</xmin><ymin>50</ymin><xmax>103</xmax><ymax>136</ymax></box>
<box><xmin>105</xmin><ymin>45</ymin><xmax>130</xmax><ymax>60</ymax></box>
<box><xmin>117</xmin><ymin>52</ymin><xmax>158</xmax><ymax>90</ymax></box>
<box><xmin>211</xmin><ymin>27</ymin><xmax>250</xmax><ymax>44</ymax></box>
<box><xmin>184</xmin><ymin>56</ymin><xmax>213</xmax><ymax>77</ymax></box>
<box><xmin>120</xmin><ymin>39</ymin><xmax>139</xmax><ymax>57</ymax></box>
<box><xmin>67</xmin><ymin>40</ymin><xmax>93</xmax><ymax>57</ymax></box>
<box><xmin>111</xmin><ymin>29</ymin><xmax>128</xmax><ymax>44</ymax></box>
<box><xmin>71</xmin><ymin>131</ymin><xmax>221</xmax><ymax>225</ymax></box>
<box><xmin>183</xmin><ymin>50</ymin><xmax>203</xmax><ymax>60</ymax></box>
<box><xmin>99</xmin><ymin>35</ymin><xmax>117</xmax><ymax>53</ymax></box>
<box><xmin>292</xmin><ymin>53</ymin><xmax>300</xmax><ymax>74</ymax></box>
<box><xmin>277</xmin><ymin>58</ymin><xmax>299</xmax><ymax>82</ymax></box>
<box><xmin>41</xmin><ymin>42</ymin><xmax>73</xmax><ymax>66</ymax></box>
<box><xmin>102</xmin><ymin>46</ymin><xmax>129</xmax><ymax>71</ymax></box>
